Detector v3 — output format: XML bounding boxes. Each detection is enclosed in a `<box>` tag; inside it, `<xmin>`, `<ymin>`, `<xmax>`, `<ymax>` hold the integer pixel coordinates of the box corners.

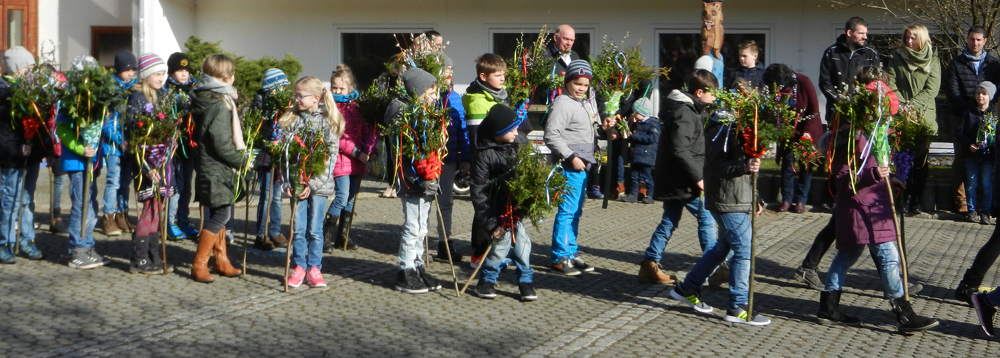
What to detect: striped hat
<box><xmin>262</xmin><ymin>68</ymin><xmax>290</xmax><ymax>91</ymax></box>
<box><xmin>564</xmin><ymin>60</ymin><xmax>592</xmax><ymax>82</ymax></box>
<box><xmin>632</xmin><ymin>97</ymin><xmax>652</xmax><ymax>117</ymax></box>
<box><xmin>137</xmin><ymin>53</ymin><xmax>167</xmax><ymax>81</ymax></box>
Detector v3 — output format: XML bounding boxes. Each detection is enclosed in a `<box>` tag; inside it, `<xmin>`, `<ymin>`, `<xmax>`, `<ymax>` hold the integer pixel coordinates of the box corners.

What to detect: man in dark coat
<box><xmin>818</xmin><ymin>17</ymin><xmax>880</xmax><ymax>122</ymax></box>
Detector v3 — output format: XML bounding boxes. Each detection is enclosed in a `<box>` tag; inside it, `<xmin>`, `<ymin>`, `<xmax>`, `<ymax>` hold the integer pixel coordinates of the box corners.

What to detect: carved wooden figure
<box><xmin>701</xmin><ymin>0</ymin><xmax>724</xmax><ymax>58</ymax></box>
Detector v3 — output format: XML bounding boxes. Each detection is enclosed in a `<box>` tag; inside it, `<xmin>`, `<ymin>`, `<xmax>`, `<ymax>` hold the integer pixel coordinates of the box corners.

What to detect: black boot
<box><xmin>437</xmin><ymin>240</ymin><xmax>463</xmax><ymax>262</ymax></box>
<box><xmin>890</xmin><ymin>298</ymin><xmax>939</xmax><ymax>333</ymax></box>
<box><xmin>129</xmin><ymin>234</ymin><xmax>156</xmax><ymax>274</ymax></box>
<box><xmin>147</xmin><ymin>233</ymin><xmax>173</xmax><ymax>274</ymax></box>
<box><xmin>817</xmin><ymin>290</ymin><xmax>861</xmax><ymax>326</ymax></box>
<box><xmin>335</xmin><ymin>211</ymin><xmax>358</xmax><ymax>250</ymax></box>
<box><xmin>955</xmin><ymin>277</ymin><xmax>979</xmax><ymax>306</ymax></box>
<box><xmin>322</xmin><ymin>215</ymin><xmax>339</xmax><ymax>253</ymax></box>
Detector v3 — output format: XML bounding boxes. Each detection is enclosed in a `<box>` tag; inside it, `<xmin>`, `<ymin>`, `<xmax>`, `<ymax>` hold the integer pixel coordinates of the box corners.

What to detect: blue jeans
<box><xmin>102</xmin><ymin>154</ymin><xmax>121</xmax><ymax>214</ymax></box>
<box><xmin>1</xmin><ymin>167</ymin><xmax>37</xmax><ymax>246</ymax></box>
<box><xmin>399</xmin><ymin>196</ymin><xmax>432</xmax><ymax>270</ymax></box>
<box><xmin>481</xmin><ymin>221</ymin><xmax>533</xmax><ymax>284</ymax></box>
<box><xmin>679</xmin><ymin>211</ymin><xmax>752</xmax><ymax>310</ymax></box>
<box><xmin>965</xmin><ymin>158</ymin><xmax>993</xmax><ymax>213</ymax></box>
<box><xmin>52</xmin><ymin>171</ymin><xmax>66</xmax><ymax>210</ymax></box>
<box><xmin>644</xmin><ymin>197</ymin><xmax>717</xmax><ymax>262</ymax></box>
<box><xmin>780</xmin><ymin>151</ymin><xmax>812</xmax><ymax>204</ymax></box>
<box><xmin>168</xmin><ymin>156</ymin><xmax>195</xmax><ymax>226</ymax></box>
<box><xmin>67</xmin><ymin>169</ymin><xmax>100</xmax><ymax>252</ymax></box>
<box><xmin>629</xmin><ymin>164</ymin><xmax>654</xmax><ymax>196</ymax></box>
<box><xmin>551</xmin><ymin>168</ymin><xmax>588</xmax><ymax>263</ymax></box>
<box><xmin>256</xmin><ymin>169</ymin><xmax>283</xmax><ymax>238</ymax></box>
<box><xmin>327</xmin><ymin>174</ymin><xmax>361</xmax><ymax>216</ymax></box>
<box><xmin>291</xmin><ymin>195</ymin><xmax>327</xmax><ymax>269</ymax></box>
<box><xmin>825</xmin><ymin>241</ymin><xmax>904</xmax><ymax>299</ymax></box>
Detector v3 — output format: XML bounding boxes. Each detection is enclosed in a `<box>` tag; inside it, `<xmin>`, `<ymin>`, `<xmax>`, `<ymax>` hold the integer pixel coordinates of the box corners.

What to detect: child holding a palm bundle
<box><xmin>957</xmin><ymin>81</ymin><xmax>997</xmax><ymax>224</ymax></box>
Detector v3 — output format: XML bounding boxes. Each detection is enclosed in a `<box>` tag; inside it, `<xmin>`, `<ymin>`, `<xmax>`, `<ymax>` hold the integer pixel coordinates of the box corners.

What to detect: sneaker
<box><xmin>395</xmin><ymin>268</ymin><xmax>429</xmax><ymax>294</ymax></box>
<box><xmin>0</xmin><ymin>245</ymin><xmax>15</xmax><ymax>264</ymax></box>
<box><xmin>552</xmin><ymin>257</ymin><xmax>581</xmax><ymax>276</ymax></box>
<box><xmin>476</xmin><ymin>281</ymin><xmax>497</xmax><ymax>299</ymax></box>
<box><xmin>178</xmin><ymin>223</ymin><xmax>199</xmax><ymax>237</ymax></box>
<box><xmin>969</xmin><ymin>210</ymin><xmax>980</xmax><ymax>223</ymax></box>
<box><xmin>620</xmin><ymin>194</ymin><xmax>638</xmax><ymax>203</ymax></box>
<box><xmin>794</xmin><ymin>266</ymin><xmax>824</xmax><ymax>290</ymax></box>
<box><xmin>287</xmin><ymin>266</ymin><xmax>306</xmax><ymax>288</ymax></box>
<box><xmin>572</xmin><ymin>255</ymin><xmax>595</xmax><ymax>272</ymax></box>
<box><xmin>19</xmin><ymin>241</ymin><xmax>43</xmax><ymax>260</ymax></box>
<box><xmin>982</xmin><ymin>214</ymin><xmax>993</xmax><ymax>226</ymax></box>
<box><xmin>167</xmin><ymin>224</ymin><xmax>188</xmax><ymax>241</ymax></box>
<box><xmin>669</xmin><ymin>286</ymin><xmax>714</xmax><ymax>314</ymax></box>
<box><xmin>417</xmin><ymin>266</ymin><xmax>441</xmax><ymax>291</ymax></box>
<box><xmin>972</xmin><ymin>293</ymin><xmax>997</xmax><ymax>337</ymax></box>
<box><xmin>956</xmin><ymin>282</ymin><xmax>980</xmax><ymax>306</ymax></box>
<box><xmin>470</xmin><ymin>253</ymin><xmax>484</xmax><ymax>269</ymax></box>
<box><xmin>724</xmin><ymin>306</ymin><xmax>772</xmax><ymax>326</ymax></box>
<box><xmin>588</xmin><ymin>185</ymin><xmax>604</xmax><ymax>199</ymax></box>
<box><xmin>519</xmin><ymin>283</ymin><xmax>538</xmax><ymax>302</ymax></box>
<box><xmin>306</xmin><ymin>267</ymin><xmax>327</xmax><ymax>288</ymax></box>
<box><xmin>68</xmin><ymin>247</ymin><xmax>103</xmax><ymax>269</ymax></box>
<box><xmin>641</xmin><ymin>197</ymin><xmax>654</xmax><ymax>204</ymax></box>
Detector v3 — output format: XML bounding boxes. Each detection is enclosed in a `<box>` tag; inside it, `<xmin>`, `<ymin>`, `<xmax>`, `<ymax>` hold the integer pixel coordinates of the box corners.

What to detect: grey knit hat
<box><xmin>632</xmin><ymin>97</ymin><xmax>652</xmax><ymax>117</ymax></box>
<box><xmin>979</xmin><ymin>81</ymin><xmax>996</xmax><ymax>101</ymax></box>
<box><xmin>402</xmin><ymin>67</ymin><xmax>437</xmax><ymax>97</ymax></box>
<box><xmin>4</xmin><ymin>46</ymin><xmax>34</xmax><ymax>74</ymax></box>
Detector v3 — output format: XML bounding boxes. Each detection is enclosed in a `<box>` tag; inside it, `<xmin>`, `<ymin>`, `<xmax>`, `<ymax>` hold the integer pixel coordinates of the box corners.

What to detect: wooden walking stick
<box><xmin>160</xmin><ymin>187</ymin><xmax>169</xmax><ymax>274</ymax></box>
<box><xmin>283</xmin><ymin>195</ymin><xmax>297</xmax><ymax>292</ymax></box>
<box><xmin>747</xmin><ymin>171</ymin><xmax>758</xmax><ymax>322</ymax></box>
<box><xmin>342</xmin><ymin>209</ymin><xmax>355</xmax><ymax>251</ymax></box>
<box><xmin>241</xmin><ymin>172</ymin><xmax>259</xmax><ymax>278</ymax></box>
<box><xmin>885</xmin><ymin>179</ymin><xmax>910</xmax><ymax>300</ymax></box>
<box><xmin>460</xmin><ymin>241</ymin><xmax>493</xmax><ymax>296</ymax></box>
<box><xmin>434</xmin><ymin>194</ymin><xmax>460</xmax><ymax>296</ymax></box>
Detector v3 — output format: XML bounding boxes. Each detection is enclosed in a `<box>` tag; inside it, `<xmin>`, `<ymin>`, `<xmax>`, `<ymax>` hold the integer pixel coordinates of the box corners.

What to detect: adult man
<box><xmin>944</xmin><ymin>26</ymin><xmax>999</xmax><ymax>214</ymax></box>
<box><xmin>549</xmin><ymin>24</ymin><xmax>580</xmax><ymax>77</ymax></box>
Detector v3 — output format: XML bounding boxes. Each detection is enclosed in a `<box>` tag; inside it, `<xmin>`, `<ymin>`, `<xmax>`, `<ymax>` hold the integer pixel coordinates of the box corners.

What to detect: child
<box><xmin>279</xmin><ymin>76</ymin><xmax>343</xmax><ymax>288</ymax></box>
<box><xmin>100</xmin><ymin>49</ymin><xmax>137</xmax><ymax>237</ymax></box>
<box><xmin>124</xmin><ymin>54</ymin><xmax>174</xmax><ymax>274</ymax></box>
<box><xmin>189</xmin><ymin>54</ymin><xmax>244</xmax><ymax>282</ymax></box>
<box><xmin>620</xmin><ymin>97</ymin><xmax>659</xmax><ymax>204</ymax></box>
<box><xmin>472</xmin><ymin>104</ymin><xmax>536</xmax><ymax>301</ymax></box>
<box><xmin>724</xmin><ymin>40</ymin><xmax>765</xmax><ymax>89</ymax></box>
<box><xmin>388</xmin><ymin>67</ymin><xmax>443</xmax><ymax>294</ymax></box>
<box><xmin>543</xmin><ymin>60</ymin><xmax>611</xmax><ymax>275</ymax></box>
<box><xmin>0</xmin><ymin>46</ymin><xmax>42</xmax><ymax>263</ymax></box>
<box><xmin>164</xmin><ymin>52</ymin><xmax>200</xmax><ymax>240</ymax></box>
<box><xmin>669</xmin><ymin>69</ymin><xmax>771</xmax><ymax>326</ymax></box>
<box><xmin>434</xmin><ymin>63</ymin><xmax>468</xmax><ymax>262</ymax></box>
<box><xmin>957</xmin><ymin>81</ymin><xmax>996</xmax><ymax>224</ymax></box>
<box><xmin>322</xmin><ymin>65</ymin><xmax>375</xmax><ymax>252</ymax></box>
<box><xmin>251</xmin><ymin>68</ymin><xmax>290</xmax><ymax>251</ymax></box>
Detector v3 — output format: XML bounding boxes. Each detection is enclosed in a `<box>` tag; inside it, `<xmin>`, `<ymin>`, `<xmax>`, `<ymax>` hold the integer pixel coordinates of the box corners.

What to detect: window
<box><xmin>491</xmin><ymin>30</ymin><xmax>591</xmax><ymax>62</ymax></box>
<box><xmin>657</xmin><ymin>30</ymin><xmax>767</xmax><ymax>92</ymax></box>
<box><xmin>91</xmin><ymin>26</ymin><xmax>132</xmax><ymax>68</ymax></box>
<box><xmin>0</xmin><ymin>0</ymin><xmax>36</xmax><ymax>55</ymax></box>
<box><xmin>341</xmin><ymin>31</ymin><xmax>432</xmax><ymax>89</ymax></box>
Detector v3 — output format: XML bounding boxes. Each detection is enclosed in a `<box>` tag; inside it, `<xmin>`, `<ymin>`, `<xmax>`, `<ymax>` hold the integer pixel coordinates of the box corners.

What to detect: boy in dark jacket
<box><xmin>636</xmin><ymin>71</ymin><xmax>718</xmax><ymax>285</ymax></box>
<box><xmin>0</xmin><ymin>46</ymin><xmax>39</xmax><ymax>263</ymax></box>
<box><xmin>620</xmin><ymin>98</ymin><xmax>659</xmax><ymax>204</ymax></box>
<box><xmin>164</xmin><ymin>52</ymin><xmax>200</xmax><ymax>240</ymax></box>
<box><xmin>725</xmin><ymin>40</ymin><xmax>765</xmax><ymax>89</ymax></box>
<box><xmin>471</xmin><ymin>104</ymin><xmax>536</xmax><ymax>302</ymax></box>
<box><xmin>100</xmin><ymin>50</ymin><xmax>137</xmax><ymax>238</ymax></box>
<box><xmin>957</xmin><ymin>81</ymin><xmax>997</xmax><ymax>224</ymax></box>
<box><xmin>250</xmin><ymin>68</ymin><xmax>290</xmax><ymax>251</ymax></box>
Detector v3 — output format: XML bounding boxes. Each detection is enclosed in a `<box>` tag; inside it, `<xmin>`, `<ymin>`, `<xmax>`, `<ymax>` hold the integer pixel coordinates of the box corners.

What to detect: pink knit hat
<box><xmin>137</xmin><ymin>53</ymin><xmax>167</xmax><ymax>81</ymax></box>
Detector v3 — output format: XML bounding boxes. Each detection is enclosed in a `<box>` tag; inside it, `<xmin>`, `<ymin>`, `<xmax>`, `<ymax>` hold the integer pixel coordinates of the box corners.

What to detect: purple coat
<box><xmin>832</xmin><ymin>129</ymin><xmax>897</xmax><ymax>249</ymax></box>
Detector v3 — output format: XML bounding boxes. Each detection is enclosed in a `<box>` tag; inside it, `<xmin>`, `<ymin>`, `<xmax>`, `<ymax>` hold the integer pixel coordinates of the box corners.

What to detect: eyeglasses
<box><xmin>294</xmin><ymin>94</ymin><xmax>317</xmax><ymax>101</ymax></box>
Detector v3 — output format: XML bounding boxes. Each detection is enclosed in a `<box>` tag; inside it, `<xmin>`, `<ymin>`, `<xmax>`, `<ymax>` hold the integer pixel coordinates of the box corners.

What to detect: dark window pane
<box><xmin>342</xmin><ymin>32</ymin><xmax>415</xmax><ymax>89</ymax></box>
<box><xmin>492</xmin><ymin>31</ymin><xmax>590</xmax><ymax>62</ymax></box>
<box><xmin>658</xmin><ymin>32</ymin><xmax>766</xmax><ymax>92</ymax></box>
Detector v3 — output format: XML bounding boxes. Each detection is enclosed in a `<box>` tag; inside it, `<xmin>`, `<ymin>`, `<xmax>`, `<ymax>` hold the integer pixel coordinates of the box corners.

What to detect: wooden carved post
<box><xmin>701</xmin><ymin>0</ymin><xmax>724</xmax><ymax>58</ymax></box>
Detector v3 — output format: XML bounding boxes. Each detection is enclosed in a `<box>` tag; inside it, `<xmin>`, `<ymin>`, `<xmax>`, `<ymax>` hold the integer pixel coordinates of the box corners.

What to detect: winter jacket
<box><xmin>629</xmin><ymin>117</ymin><xmax>660</xmax><ymax>166</ymax></box>
<box><xmin>333</xmin><ymin>100</ymin><xmax>376</xmax><ymax>177</ymax></box>
<box><xmin>776</xmin><ymin>73</ymin><xmax>823</xmax><ymax>159</ymax></box>
<box><xmin>166</xmin><ymin>76</ymin><xmax>196</xmax><ymax>94</ymax></box>
<box><xmin>471</xmin><ymin>134</ymin><xmax>528</xmax><ymax>234</ymax></box>
<box><xmin>819</xmin><ymin>35</ymin><xmax>881</xmax><ymax>119</ymax></box>
<box><xmin>385</xmin><ymin>98</ymin><xmax>439</xmax><ymax>198</ymax></box>
<box><xmin>124</xmin><ymin>89</ymin><xmax>170</xmax><ymax>188</ymax></box>
<box><xmin>463</xmin><ymin>80</ymin><xmax>508</xmax><ymax>128</ymax></box>
<box><xmin>944</xmin><ymin>49</ymin><xmax>1000</xmax><ymax>116</ymax></box>
<box><xmin>654</xmin><ymin>90</ymin><xmax>706</xmax><ymax>202</ymax></box>
<box><xmin>548</xmin><ymin>42</ymin><xmax>581</xmax><ymax>81</ymax></box>
<box><xmin>957</xmin><ymin>103</ymin><xmax>997</xmax><ymax>160</ymax></box>
<box><xmin>190</xmin><ymin>90</ymin><xmax>243</xmax><ymax>209</ymax></box>
<box><xmin>703</xmin><ymin>115</ymin><xmax>754</xmax><ymax>213</ymax></box>
<box><xmin>443</xmin><ymin>90</ymin><xmax>471</xmax><ymax>163</ymax></box>
<box><xmin>543</xmin><ymin>91</ymin><xmax>603</xmax><ymax>169</ymax></box>
<box><xmin>725</xmin><ymin>62</ymin><xmax>765</xmax><ymax>89</ymax></box>
<box><xmin>885</xmin><ymin>47</ymin><xmax>941</xmax><ymax>135</ymax></box>
<box><xmin>282</xmin><ymin>105</ymin><xmax>340</xmax><ymax>197</ymax></box>
<box><xmin>166</xmin><ymin>76</ymin><xmax>197</xmax><ymax>160</ymax></box>
<box><xmin>831</xmin><ymin>127</ymin><xmax>896</xmax><ymax>249</ymax></box>
<box><xmin>0</xmin><ymin>78</ymin><xmax>28</xmax><ymax>169</ymax></box>
<box><xmin>101</xmin><ymin>74</ymin><xmax>134</xmax><ymax>157</ymax></box>
<box><xmin>251</xmin><ymin>88</ymin><xmax>282</xmax><ymax>169</ymax></box>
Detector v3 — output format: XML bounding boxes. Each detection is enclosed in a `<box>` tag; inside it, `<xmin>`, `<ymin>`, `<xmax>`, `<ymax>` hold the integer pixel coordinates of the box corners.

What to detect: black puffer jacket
<box><xmin>819</xmin><ymin>35</ymin><xmax>881</xmax><ymax>118</ymax></box>
<box><xmin>0</xmin><ymin>78</ymin><xmax>27</xmax><ymax>169</ymax></box>
<box><xmin>654</xmin><ymin>90</ymin><xmax>706</xmax><ymax>202</ymax></box>
<box><xmin>471</xmin><ymin>134</ymin><xmax>528</xmax><ymax>234</ymax></box>
<box><xmin>725</xmin><ymin>62</ymin><xmax>765</xmax><ymax>89</ymax></box>
<box><xmin>944</xmin><ymin>50</ymin><xmax>1000</xmax><ymax>116</ymax></box>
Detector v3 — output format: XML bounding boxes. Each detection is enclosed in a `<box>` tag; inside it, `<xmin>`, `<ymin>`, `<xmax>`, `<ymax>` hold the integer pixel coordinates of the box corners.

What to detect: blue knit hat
<box><xmin>262</xmin><ymin>68</ymin><xmax>290</xmax><ymax>91</ymax></box>
<box><xmin>564</xmin><ymin>60</ymin><xmax>592</xmax><ymax>82</ymax></box>
<box><xmin>632</xmin><ymin>97</ymin><xmax>652</xmax><ymax>117</ymax></box>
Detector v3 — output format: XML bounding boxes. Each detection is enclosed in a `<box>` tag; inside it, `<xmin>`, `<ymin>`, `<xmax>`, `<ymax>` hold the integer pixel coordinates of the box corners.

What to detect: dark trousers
<box><xmin>780</xmin><ymin>151</ymin><xmax>812</xmax><ymax>204</ymax></box>
<box><xmin>961</xmin><ymin>224</ymin><xmax>1000</xmax><ymax>286</ymax></box>
<box><xmin>629</xmin><ymin>164</ymin><xmax>653</xmax><ymax>197</ymax></box>
<box><xmin>905</xmin><ymin>138</ymin><xmax>931</xmax><ymax>210</ymax></box>
<box><xmin>801</xmin><ymin>215</ymin><xmax>836</xmax><ymax>270</ymax></box>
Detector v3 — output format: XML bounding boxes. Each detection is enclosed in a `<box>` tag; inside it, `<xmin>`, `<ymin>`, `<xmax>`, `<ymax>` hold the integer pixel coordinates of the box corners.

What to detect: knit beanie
<box><xmin>4</xmin><ymin>46</ymin><xmax>34</xmax><ymax>74</ymax></box>
<box><xmin>979</xmin><ymin>81</ymin><xmax>997</xmax><ymax>102</ymax></box>
<box><xmin>632</xmin><ymin>97</ymin><xmax>652</xmax><ymax>117</ymax></box>
<box><xmin>167</xmin><ymin>52</ymin><xmax>192</xmax><ymax>75</ymax></box>
<box><xmin>401</xmin><ymin>67</ymin><xmax>437</xmax><ymax>97</ymax></box>
<box><xmin>480</xmin><ymin>104</ymin><xmax>521</xmax><ymax>138</ymax></box>
<box><xmin>564</xmin><ymin>60</ymin><xmax>593</xmax><ymax>82</ymax></box>
<box><xmin>694</xmin><ymin>55</ymin><xmax>714</xmax><ymax>72</ymax></box>
<box><xmin>114</xmin><ymin>50</ymin><xmax>137</xmax><ymax>74</ymax></box>
<box><xmin>262</xmin><ymin>68</ymin><xmax>290</xmax><ymax>92</ymax></box>
<box><xmin>137</xmin><ymin>53</ymin><xmax>167</xmax><ymax>81</ymax></box>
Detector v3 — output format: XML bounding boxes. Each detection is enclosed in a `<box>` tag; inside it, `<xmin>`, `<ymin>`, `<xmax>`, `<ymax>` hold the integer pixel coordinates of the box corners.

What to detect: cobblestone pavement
<box><xmin>2</xmin><ymin>170</ymin><xmax>1000</xmax><ymax>357</ymax></box>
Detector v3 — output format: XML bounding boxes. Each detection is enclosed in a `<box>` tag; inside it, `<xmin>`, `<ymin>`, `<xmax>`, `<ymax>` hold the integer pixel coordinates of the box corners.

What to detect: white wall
<box><xmin>38</xmin><ymin>0</ymin><xmax>132</xmax><ymax>68</ymax></box>
<box><xmin>134</xmin><ymin>0</ymin><xmax>195</xmax><ymax>61</ymax></box>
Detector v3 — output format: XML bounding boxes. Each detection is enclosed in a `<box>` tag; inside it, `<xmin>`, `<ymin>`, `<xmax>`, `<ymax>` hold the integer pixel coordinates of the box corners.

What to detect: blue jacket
<box><xmin>443</xmin><ymin>89</ymin><xmax>471</xmax><ymax>163</ymax></box>
<box><xmin>725</xmin><ymin>62</ymin><xmax>765</xmax><ymax>89</ymax></box>
<box><xmin>101</xmin><ymin>75</ymin><xmax>135</xmax><ymax>157</ymax></box>
<box><xmin>629</xmin><ymin>116</ymin><xmax>660</xmax><ymax>166</ymax></box>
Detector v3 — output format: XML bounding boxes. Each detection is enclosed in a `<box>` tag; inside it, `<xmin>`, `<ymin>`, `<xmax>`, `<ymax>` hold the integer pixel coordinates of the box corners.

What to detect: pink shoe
<box><xmin>287</xmin><ymin>266</ymin><xmax>306</xmax><ymax>288</ymax></box>
<box><xmin>306</xmin><ymin>266</ymin><xmax>327</xmax><ymax>288</ymax></box>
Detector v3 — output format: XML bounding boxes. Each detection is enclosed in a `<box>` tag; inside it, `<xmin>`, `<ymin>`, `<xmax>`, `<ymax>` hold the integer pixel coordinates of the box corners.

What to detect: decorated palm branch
<box><xmin>888</xmin><ymin>106</ymin><xmax>935</xmax><ymax>181</ymax></box>
<box><xmin>269</xmin><ymin>123</ymin><xmax>330</xmax><ymax>196</ymax></box>
<box><xmin>394</xmin><ymin>33</ymin><xmax>450</xmax><ymax>89</ymax></box>
<box><xmin>357</xmin><ymin>79</ymin><xmax>394</xmax><ymax>128</ymax></box>
<box><xmin>58</xmin><ymin>65</ymin><xmax>129</xmax><ymax>148</ymax></box>
<box><xmin>380</xmin><ymin>100</ymin><xmax>448</xmax><ymax>178</ymax></box>
<box><xmin>235</xmin><ymin>104</ymin><xmax>267</xmax><ymax>200</ymax></box>
<box><xmin>711</xmin><ymin>85</ymin><xmax>797</xmax><ymax>158</ymax></box>
<box><xmin>126</xmin><ymin>90</ymin><xmax>187</xmax><ymax>190</ymax></box>
<box><xmin>503</xmin><ymin>144</ymin><xmax>568</xmax><ymax>229</ymax></box>
<box><xmin>590</xmin><ymin>35</ymin><xmax>668</xmax><ymax>138</ymax></box>
<box><xmin>504</xmin><ymin>26</ymin><xmax>560</xmax><ymax>112</ymax></box>
<box><xmin>829</xmin><ymin>81</ymin><xmax>896</xmax><ymax>193</ymax></box>
<box><xmin>7</xmin><ymin>65</ymin><xmax>61</xmax><ymax>146</ymax></box>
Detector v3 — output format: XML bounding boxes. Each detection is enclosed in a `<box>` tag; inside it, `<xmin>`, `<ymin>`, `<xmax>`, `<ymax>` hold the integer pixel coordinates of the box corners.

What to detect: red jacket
<box><xmin>333</xmin><ymin>101</ymin><xmax>377</xmax><ymax>177</ymax></box>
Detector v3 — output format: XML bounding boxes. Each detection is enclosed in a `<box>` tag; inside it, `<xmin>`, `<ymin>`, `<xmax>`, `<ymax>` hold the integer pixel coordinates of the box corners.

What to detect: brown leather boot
<box><xmin>709</xmin><ymin>266</ymin><xmax>729</xmax><ymax>286</ymax></box>
<box><xmin>637</xmin><ymin>260</ymin><xmax>676</xmax><ymax>284</ymax></box>
<box><xmin>103</xmin><ymin>213</ymin><xmax>122</xmax><ymax>236</ymax></box>
<box><xmin>192</xmin><ymin>229</ymin><xmax>216</xmax><ymax>283</ymax></box>
<box><xmin>212</xmin><ymin>228</ymin><xmax>242</xmax><ymax>277</ymax></box>
<box><xmin>115</xmin><ymin>212</ymin><xmax>133</xmax><ymax>234</ymax></box>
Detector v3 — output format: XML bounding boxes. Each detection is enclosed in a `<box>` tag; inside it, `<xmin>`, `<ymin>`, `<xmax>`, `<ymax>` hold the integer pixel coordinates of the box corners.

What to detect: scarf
<box><xmin>470</xmin><ymin>79</ymin><xmax>509</xmax><ymax>104</ymax></box>
<box><xmin>333</xmin><ymin>90</ymin><xmax>359</xmax><ymax>103</ymax></box>
<box><xmin>963</xmin><ymin>48</ymin><xmax>988</xmax><ymax>76</ymax></box>
<box><xmin>194</xmin><ymin>76</ymin><xmax>246</xmax><ymax>151</ymax></box>
<box><xmin>900</xmin><ymin>45</ymin><xmax>933</xmax><ymax>73</ymax></box>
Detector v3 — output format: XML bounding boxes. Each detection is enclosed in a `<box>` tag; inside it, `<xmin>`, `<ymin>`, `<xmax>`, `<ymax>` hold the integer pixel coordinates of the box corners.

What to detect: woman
<box><xmin>885</xmin><ymin>23</ymin><xmax>941</xmax><ymax>214</ymax></box>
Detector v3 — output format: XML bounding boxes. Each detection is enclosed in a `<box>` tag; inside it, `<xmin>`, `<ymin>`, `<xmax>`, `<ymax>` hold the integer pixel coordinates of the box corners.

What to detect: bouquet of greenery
<box><xmin>504</xmin><ymin>143</ymin><xmax>568</xmax><ymax>229</ymax></box>
<box><xmin>590</xmin><ymin>35</ymin><xmax>664</xmax><ymax>115</ymax></box>
<box><xmin>58</xmin><ymin>65</ymin><xmax>130</xmax><ymax>147</ymax></box>
<box><xmin>7</xmin><ymin>66</ymin><xmax>61</xmax><ymax>144</ymax></box>
<box><xmin>394</xmin><ymin>33</ymin><xmax>449</xmax><ymax>89</ymax></box>
<box><xmin>356</xmin><ymin>79</ymin><xmax>393</xmax><ymax>128</ymax></box>
<box><xmin>976</xmin><ymin>112</ymin><xmax>997</xmax><ymax>147</ymax></box>
<box><xmin>505</xmin><ymin>26</ymin><xmax>560</xmax><ymax>105</ymax></box>
<box><xmin>269</xmin><ymin>123</ymin><xmax>330</xmax><ymax>196</ymax></box>
<box><xmin>829</xmin><ymin>81</ymin><xmax>897</xmax><ymax>193</ymax></box>
<box><xmin>264</xmin><ymin>86</ymin><xmax>294</xmax><ymax>115</ymax></box>
<box><xmin>711</xmin><ymin>86</ymin><xmax>796</xmax><ymax>158</ymax></box>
